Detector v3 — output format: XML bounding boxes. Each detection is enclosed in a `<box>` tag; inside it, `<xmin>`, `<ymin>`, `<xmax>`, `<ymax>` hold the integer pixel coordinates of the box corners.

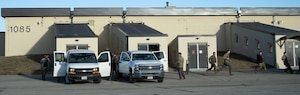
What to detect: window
<box><xmin>235</xmin><ymin>33</ymin><xmax>238</xmax><ymax>43</ymax></box>
<box><xmin>268</xmin><ymin>43</ymin><xmax>273</xmax><ymax>53</ymax></box>
<box><xmin>245</xmin><ymin>36</ymin><xmax>249</xmax><ymax>46</ymax></box>
<box><xmin>138</xmin><ymin>43</ymin><xmax>160</xmax><ymax>51</ymax></box>
<box><xmin>98</xmin><ymin>53</ymin><xmax>109</xmax><ymax>62</ymax></box>
<box><xmin>256</xmin><ymin>39</ymin><xmax>260</xmax><ymax>49</ymax></box>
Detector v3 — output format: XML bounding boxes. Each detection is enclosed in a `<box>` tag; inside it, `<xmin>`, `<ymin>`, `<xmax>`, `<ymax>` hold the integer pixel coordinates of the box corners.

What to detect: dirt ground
<box><xmin>0</xmin><ymin>52</ymin><xmax>263</xmax><ymax>75</ymax></box>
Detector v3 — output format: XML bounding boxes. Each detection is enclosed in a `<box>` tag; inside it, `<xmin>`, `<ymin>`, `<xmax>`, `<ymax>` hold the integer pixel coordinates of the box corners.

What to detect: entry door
<box><xmin>97</xmin><ymin>51</ymin><xmax>111</xmax><ymax>77</ymax></box>
<box><xmin>188</xmin><ymin>43</ymin><xmax>208</xmax><ymax>69</ymax></box>
<box><xmin>285</xmin><ymin>41</ymin><xmax>300</xmax><ymax>67</ymax></box>
<box><xmin>53</xmin><ymin>51</ymin><xmax>66</xmax><ymax>77</ymax></box>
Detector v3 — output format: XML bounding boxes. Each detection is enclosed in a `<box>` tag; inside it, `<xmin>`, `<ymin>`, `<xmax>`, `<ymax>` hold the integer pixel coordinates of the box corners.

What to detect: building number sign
<box><xmin>9</xmin><ymin>26</ymin><xmax>31</xmax><ymax>32</ymax></box>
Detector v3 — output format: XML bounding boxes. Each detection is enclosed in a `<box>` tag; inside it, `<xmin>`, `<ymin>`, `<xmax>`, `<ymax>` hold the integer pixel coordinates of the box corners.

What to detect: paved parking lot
<box><xmin>0</xmin><ymin>69</ymin><xmax>300</xmax><ymax>95</ymax></box>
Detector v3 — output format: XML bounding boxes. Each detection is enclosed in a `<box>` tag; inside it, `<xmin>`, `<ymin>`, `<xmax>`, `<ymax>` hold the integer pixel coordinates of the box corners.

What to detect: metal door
<box><xmin>188</xmin><ymin>43</ymin><xmax>208</xmax><ymax>69</ymax></box>
<box><xmin>285</xmin><ymin>41</ymin><xmax>300</xmax><ymax>67</ymax></box>
<box><xmin>53</xmin><ymin>51</ymin><xmax>66</xmax><ymax>77</ymax></box>
<box><xmin>97</xmin><ymin>51</ymin><xmax>111</xmax><ymax>77</ymax></box>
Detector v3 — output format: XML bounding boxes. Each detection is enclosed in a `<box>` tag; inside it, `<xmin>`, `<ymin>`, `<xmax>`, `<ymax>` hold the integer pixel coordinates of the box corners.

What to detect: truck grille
<box><xmin>75</xmin><ymin>69</ymin><xmax>93</xmax><ymax>73</ymax></box>
<box><xmin>139</xmin><ymin>65</ymin><xmax>160</xmax><ymax>70</ymax></box>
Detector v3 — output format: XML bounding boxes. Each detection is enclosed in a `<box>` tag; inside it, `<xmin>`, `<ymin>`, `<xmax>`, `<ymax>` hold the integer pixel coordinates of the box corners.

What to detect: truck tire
<box><xmin>93</xmin><ymin>78</ymin><xmax>101</xmax><ymax>83</ymax></box>
<box><xmin>158</xmin><ymin>78</ymin><xmax>164</xmax><ymax>83</ymax></box>
<box><xmin>129</xmin><ymin>68</ymin><xmax>135</xmax><ymax>83</ymax></box>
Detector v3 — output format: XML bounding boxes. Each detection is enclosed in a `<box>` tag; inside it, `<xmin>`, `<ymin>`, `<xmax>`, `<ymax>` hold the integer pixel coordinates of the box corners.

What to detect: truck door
<box><xmin>53</xmin><ymin>51</ymin><xmax>66</xmax><ymax>77</ymax></box>
<box><xmin>119</xmin><ymin>52</ymin><xmax>130</xmax><ymax>73</ymax></box>
<box><xmin>153</xmin><ymin>51</ymin><xmax>168</xmax><ymax>72</ymax></box>
<box><xmin>97</xmin><ymin>51</ymin><xmax>111</xmax><ymax>77</ymax></box>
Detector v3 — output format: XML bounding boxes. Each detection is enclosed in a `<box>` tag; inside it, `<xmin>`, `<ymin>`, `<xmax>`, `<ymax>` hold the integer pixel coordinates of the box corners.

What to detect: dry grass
<box><xmin>0</xmin><ymin>55</ymin><xmax>43</xmax><ymax>75</ymax></box>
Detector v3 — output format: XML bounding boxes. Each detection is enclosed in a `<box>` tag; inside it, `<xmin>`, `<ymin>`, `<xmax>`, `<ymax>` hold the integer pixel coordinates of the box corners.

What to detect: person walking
<box><xmin>40</xmin><ymin>54</ymin><xmax>50</xmax><ymax>80</ymax></box>
<box><xmin>219</xmin><ymin>50</ymin><xmax>233</xmax><ymax>76</ymax></box>
<box><xmin>255</xmin><ymin>51</ymin><xmax>267</xmax><ymax>73</ymax></box>
<box><xmin>282</xmin><ymin>52</ymin><xmax>294</xmax><ymax>74</ymax></box>
<box><xmin>206</xmin><ymin>52</ymin><xmax>217</xmax><ymax>74</ymax></box>
<box><xmin>177</xmin><ymin>52</ymin><xmax>185</xmax><ymax>80</ymax></box>
<box><xmin>110</xmin><ymin>52</ymin><xmax>119</xmax><ymax>80</ymax></box>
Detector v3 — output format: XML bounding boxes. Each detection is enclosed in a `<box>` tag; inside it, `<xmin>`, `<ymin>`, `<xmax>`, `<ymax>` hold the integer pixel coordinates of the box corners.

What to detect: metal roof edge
<box><xmin>1</xmin><ymin>8</ymin><xmax>71</xmax><ymax>17</ymax></box>
<box><xmin>126</xmin><ymin>7</ymin><xmax>237</xmax><ymax>16</ymax></box>
<box><xmin>74</xmin><ymin>7</ymin><xmax>124</xmax><ymax>16</ymax></box>
<box><xmin>240</xmin><ymin>7</ymin><xmax>300</xmax><ymax>16</ymax></box>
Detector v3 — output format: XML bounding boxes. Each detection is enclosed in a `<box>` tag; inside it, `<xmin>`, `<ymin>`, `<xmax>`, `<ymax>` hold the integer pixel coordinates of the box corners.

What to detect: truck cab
<box><xmin>118</xmin><ymin>51</ymin><xmax>164</xmax><ymax>83</ymax></box>
<box><xmin>53</xmin><ymin>49</ymin><xmax>111</xmax><ymax>84</ymax></box>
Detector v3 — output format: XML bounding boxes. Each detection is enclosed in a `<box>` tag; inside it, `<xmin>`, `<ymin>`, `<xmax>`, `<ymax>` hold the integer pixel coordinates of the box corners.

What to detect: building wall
<box><xmin>0</xmin><ymin>32</ymin><xmax>4</xmax><ymax>56</ymax></box>
<box><xmin>175</xmin><ymin>35</ymin><xmax>217</xmax><ymax>71</ymax></box>
<box><xmin>108</xmin><ymin>24</ymin><xmax>128</xmax><ymax>54</ymax></box>
<box><xmin>56</xmin><ymin>37</ymin><xmax>98</xmax><ymax>54</ymax></box>
<box><xmin>125</xmin><ymin>16</ymin><xmax>237</xmax><ymax>45</ymax></box>
<box><xmin>5</xmin><ymin>17</ymin><xmax>70</xmax><ymax>56</ymax></box>
<box><xmin>274</xmin><ymin>35</ymin><xmax>287</xmax><ymax>69</ymax></box>
<box><xmin>227</xmin><ymin>24</ymin><xmax>276</xmax><ymax>66</ymax></box>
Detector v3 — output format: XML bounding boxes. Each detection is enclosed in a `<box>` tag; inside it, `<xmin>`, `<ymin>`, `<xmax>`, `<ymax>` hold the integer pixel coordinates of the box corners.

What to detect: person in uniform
<box><xmin>177</xmin><ymin>52</ymin><xmax>185</xmax><ymax>80</ymax></box>
<box><xmin>40</xmin><ymin>54</ymin><xmax>50</xmax><ymax>80</ymax></box>
<box><xmin>255</xmin><ymin>51</ymin><xmax>267</xmax><ymax>73</ymax></box>
<box><xmin>206</xmin><ymin>52</ymin><xmax>217</xmax><ymax>74</ymax></box>
<box><xmin>219</xmin><ymin>50</ymin><xmax>233</xmax><ymax>76</ymax></box>
<box><xmin>282</xmin><ymin>52</ymin><xmax>294</xmax><ymax>74</ymax></box>
<box><xmin>110</xmin><ymin>52</ymin><xmax>119</xmax><ymax>80</ymax></box>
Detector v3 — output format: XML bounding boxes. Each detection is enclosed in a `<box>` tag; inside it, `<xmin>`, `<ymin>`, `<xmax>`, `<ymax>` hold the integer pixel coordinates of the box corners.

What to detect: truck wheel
<box><xmin>93</xmin><ymin>78</ymin><xmax>101</xmax><ymax>83</ymax></box>
<box><xmin>64</xmin><ymin>74</ymin><xmax>71</xmax><ymax>84</ymax></box>
<box><xmin>158</xmin><ymin>78</ymin><xmax>164</xmax><ymax>83</ymax></box>
<box><xmin>129</xmin><ymin>68</ymin><xmax>135</xmax><ymax>83</ymax></box>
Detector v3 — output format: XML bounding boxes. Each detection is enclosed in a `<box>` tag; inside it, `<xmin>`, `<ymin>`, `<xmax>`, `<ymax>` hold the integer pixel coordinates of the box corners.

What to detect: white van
<box><xmin>53</xmin><ymin>49</ymin><xmax>111</xmax><ymax>84</ymax></box>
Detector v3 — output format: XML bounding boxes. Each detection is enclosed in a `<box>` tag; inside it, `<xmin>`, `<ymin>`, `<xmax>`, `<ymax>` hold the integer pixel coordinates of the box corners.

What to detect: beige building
<box><xmin>169</xmin><ymin>35</ymin><xmax>217</xmax><ymax>71</ymax></box>
<box><xmin>2</xmin><ymin>7</ymin><xmax>300</xmax><ymax>70</ymax></box>
<box><xmin>108</xmin><ymin>23</ymin><xmax>168</xmax><ymax>71</ymax></box>
<box><xmin>54</xmin><ymin>24</ymin><xmax>98</xmax><ymax>53</ymax></box>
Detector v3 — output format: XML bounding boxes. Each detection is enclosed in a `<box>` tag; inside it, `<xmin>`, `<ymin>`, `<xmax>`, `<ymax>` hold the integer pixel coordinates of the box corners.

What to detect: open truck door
<box><xmin>153</xmin><ymin>51</ymin><xmax>168</xmax><ymax>72</ymax></box>
<box><xmin>53</xmin><ymin>51</ymin><xmax>66</xmax><ymax>78</ymax></box>
<box><xmin>97</xmin><ymin>51</ymin><xmax>111</xmax><ymax>77</ymax></box>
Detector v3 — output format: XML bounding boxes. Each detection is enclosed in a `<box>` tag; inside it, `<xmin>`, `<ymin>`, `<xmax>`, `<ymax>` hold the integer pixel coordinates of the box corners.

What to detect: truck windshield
<box><xmin>132</xmin><ymin>54</ymin><xmax>157</xmax><ymax>61</ymax></box>
<box><xmin>69</xmin><ymin>53</ymin><xmax>97</xmax><ymax>63</ymax></box>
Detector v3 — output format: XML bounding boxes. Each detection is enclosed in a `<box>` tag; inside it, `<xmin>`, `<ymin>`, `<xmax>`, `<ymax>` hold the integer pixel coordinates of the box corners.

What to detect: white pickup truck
<box><xmin>53</xmin><ymin>49</ymin><xmax>111</xmax><ymax>84</ymax></box>
<box><xmin>118</xmin><ymin>51</ymin><xmax>165</xmax><ymax>83</ymax></box>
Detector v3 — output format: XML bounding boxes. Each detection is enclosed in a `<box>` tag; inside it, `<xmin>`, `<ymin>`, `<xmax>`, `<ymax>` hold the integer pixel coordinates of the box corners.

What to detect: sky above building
<box><xmin>0</xmin><ymin>0</ymin><xmax>300</xmax><ymax>32</ymax></box>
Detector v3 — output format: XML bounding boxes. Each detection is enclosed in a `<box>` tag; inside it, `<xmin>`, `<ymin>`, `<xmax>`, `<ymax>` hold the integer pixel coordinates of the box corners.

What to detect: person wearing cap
<box><xmin>177</xmin><ymin>52</ymin><xmax>185</xmax><ymax>80</ymax></box>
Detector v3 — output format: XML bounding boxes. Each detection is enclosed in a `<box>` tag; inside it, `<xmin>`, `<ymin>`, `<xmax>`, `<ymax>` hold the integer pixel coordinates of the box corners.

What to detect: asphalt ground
<box><xmin>0</xmin><ymin>68</ymin><xmax>300</xmax><ymax>95</ymax></box>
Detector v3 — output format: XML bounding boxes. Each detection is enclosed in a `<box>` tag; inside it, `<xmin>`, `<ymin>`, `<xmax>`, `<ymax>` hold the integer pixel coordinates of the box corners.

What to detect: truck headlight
<box><xmin>69</xmin><ymin>68</ymin><xmax>75</xmax><ymax>72</ymax></box>
<box><xmin>68</xmin><ymin>68</ymin><xmax>76</xmax><ymax>74</ymax></box>
<box><xmin>160</xmin><ymin>64</ymin><xmax>163</xmax><ymax>70</ymax></box>
<box><xmin>92</xmin><ymin>68</ymin><xmax>100</xmax><ymax>74</ymax></box>
<box><xmin>134</xmin><ymin>65</ymin><xmax>139</xmax><ymax>71</ymax></box>
<box><xmin>93</xmin><ymin>68</ymin><xmax>99</xmax><ymax>71</ymax></box>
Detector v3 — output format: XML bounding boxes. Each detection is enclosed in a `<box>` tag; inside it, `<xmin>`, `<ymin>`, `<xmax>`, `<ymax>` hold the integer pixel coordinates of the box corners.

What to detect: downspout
<box><xmin>122</xmin><ymin>11</ymin><xmax>126</xmax><ymax>23</ymax></box>
<box><xmin>70</xmin><ymin>11</ymin><xmax>74</xmax><ymax>24</ymax></box>
<box><xmin>236</xmin><ymin>9</ymin><xmax>241</xmax><ymax>23</ymax></box>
